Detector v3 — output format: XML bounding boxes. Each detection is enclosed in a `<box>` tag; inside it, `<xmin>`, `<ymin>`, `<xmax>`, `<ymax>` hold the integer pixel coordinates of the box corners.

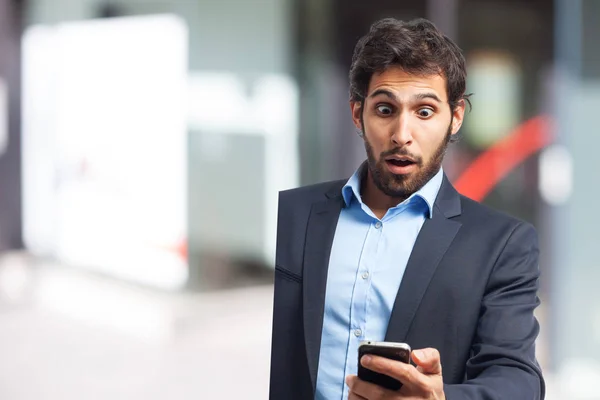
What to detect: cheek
<box><xmin>420</xmin><ymin>135</ymin><xmax>445</xmax><ymax>161</ymax></box>
<box><xmin>414</xmin><ymin>124</ymin><xmax>446</xmax><ymax>157</ymax></box>
<box><xmin>364</xmin><ymin>121</ymin><xmax>390</xmax><ymax>149</ymax></box>
<box><xmin>365</xmin><ymin>117</ymin><xmax>389</xmax><ymax>135</ymax></box>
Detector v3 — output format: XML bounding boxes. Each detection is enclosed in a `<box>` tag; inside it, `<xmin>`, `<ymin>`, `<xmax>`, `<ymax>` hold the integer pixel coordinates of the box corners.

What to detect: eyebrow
<box><xmin>369</xmin><ymin>89</ymin><xmax>443</xmax><ymax>104</ymax></box>
<box><xmin>413</xmin><ymin>92</ymin><xmax>443</xmax><ymax>103</ymax></box>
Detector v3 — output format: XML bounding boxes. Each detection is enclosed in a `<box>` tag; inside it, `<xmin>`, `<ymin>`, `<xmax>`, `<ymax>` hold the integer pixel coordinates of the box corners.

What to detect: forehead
<box><xmin>367</xmin><ymin>67</ymin><xmax>448</xmax><ymax>102</ymax></box>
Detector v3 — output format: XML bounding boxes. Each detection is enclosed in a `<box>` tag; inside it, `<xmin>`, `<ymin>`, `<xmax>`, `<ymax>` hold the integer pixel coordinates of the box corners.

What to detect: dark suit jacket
<box><xmin>269</xmin><ymin>175</ymin><xmax>545</xmax><ymax>399</ymax></box>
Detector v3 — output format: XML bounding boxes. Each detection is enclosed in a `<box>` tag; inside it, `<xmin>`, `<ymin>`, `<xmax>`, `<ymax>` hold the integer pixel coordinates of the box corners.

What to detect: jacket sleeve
<box><xmin>444</xmin><ymin>222</ymin><xmax>545</xmax><ymax>400</ymax></box>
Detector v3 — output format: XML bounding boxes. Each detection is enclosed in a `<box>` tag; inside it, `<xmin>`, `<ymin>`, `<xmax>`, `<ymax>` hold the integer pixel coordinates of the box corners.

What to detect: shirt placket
<box><xmin>341</xmin><ymin>219</ymin><xmax>383</xmax><ymax>398</ymax></box>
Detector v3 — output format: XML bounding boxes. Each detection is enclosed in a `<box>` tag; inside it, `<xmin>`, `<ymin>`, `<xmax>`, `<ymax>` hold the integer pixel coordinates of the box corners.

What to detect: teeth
<box><xmin>386</xmin><ymin>157</ymin><xmax>414</xmax><ymax>164</ymax></box>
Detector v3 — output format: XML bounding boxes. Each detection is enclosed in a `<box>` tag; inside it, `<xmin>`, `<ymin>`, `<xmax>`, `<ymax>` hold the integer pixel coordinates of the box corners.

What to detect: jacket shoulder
<box><xmin>458</xmin><ymin>194</ymin><xmax>536</xmax><ymax>234</ymax></box>
<box><xmin>279</xmin><ymin>179</ymin><xmax>346</xmax><ymax>205</ymax></box>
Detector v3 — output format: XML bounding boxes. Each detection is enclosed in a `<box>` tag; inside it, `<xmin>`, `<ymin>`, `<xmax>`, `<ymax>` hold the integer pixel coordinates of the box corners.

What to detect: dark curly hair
<box><xmin>349</xmin><ymin>18</ymin><xmax>471</xmax><ymax>113</ymax></box>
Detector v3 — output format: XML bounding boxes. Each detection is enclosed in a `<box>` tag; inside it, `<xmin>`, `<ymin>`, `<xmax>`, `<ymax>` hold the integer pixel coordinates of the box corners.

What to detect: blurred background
<box><xmin>0</xmin><ymin>0</ymin><xmax>597</xmax><ymax>398</ymax></box>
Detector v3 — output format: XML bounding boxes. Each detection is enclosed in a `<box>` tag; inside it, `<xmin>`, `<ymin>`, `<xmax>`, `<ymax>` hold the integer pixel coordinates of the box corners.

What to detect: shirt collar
<box><xmin>341</xmin><ymin>162</ymin><xmax>444</xmax><ymax>219</ymax></box>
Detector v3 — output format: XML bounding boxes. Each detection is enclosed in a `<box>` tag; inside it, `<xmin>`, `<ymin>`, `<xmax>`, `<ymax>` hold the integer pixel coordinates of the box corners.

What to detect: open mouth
<box><xmin>384</xmin><ymin>156</ymin><xmax>418</xmax><ymax>174</ymax></box>
<box><xmin>386</xmin><ymin>159</ymin><xmax>415</xmax><ymax>167</ymax></box>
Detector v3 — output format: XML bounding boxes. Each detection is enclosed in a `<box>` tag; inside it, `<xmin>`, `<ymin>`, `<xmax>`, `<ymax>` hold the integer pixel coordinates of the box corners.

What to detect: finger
<box><xmin>346</xmin><ymin>375</ymin><xmax>358</xmax><ymax>389</ymax></box>
<box><xmin>348</xmin><ymin>392</ymin><xmax>368</xmax><ymax>400</ymax></box>
<box><xmin>411</xmin><ymin>348</ymin><xmax>442</xmax><ymax>375</ymax></box>
<box><xmin>346</xmin><ymin>375</ymin><xmax>366</xmax><ymax>397</ymax></box>
<box><xmin>347</xmin><ymin>373</ymin><xmax>393</xmax><ymax>399</ymax></box>
<box><xmin>361</xmin><ymin>354</ymin><xmax>430</xmax><ymax>393</ymax></box>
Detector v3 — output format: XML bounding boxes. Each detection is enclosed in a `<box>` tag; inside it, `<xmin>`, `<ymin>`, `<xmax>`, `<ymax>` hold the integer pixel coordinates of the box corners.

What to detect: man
<box><xmin>269</xmin><ymin>17</ymin><xmax>544</xmax><ymax>400</ymax></box>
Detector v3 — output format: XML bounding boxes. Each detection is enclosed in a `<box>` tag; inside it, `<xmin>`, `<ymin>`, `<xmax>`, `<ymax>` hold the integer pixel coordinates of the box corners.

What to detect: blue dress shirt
<box><xmin>314</xmin><ymin>165</ymin><xmax>444</xmax><ymax>400</ymax></box>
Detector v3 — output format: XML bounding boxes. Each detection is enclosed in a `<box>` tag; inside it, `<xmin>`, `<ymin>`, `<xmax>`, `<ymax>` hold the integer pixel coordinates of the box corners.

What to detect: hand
<box><xmin>346</xmin><ymin>348</ymin><xmax>445</xmax><ymax>400</ymax></box>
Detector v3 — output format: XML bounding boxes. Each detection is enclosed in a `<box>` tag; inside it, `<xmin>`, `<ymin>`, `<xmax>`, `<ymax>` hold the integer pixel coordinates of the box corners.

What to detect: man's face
<box><xmin>351</xmin><ymin>67</ymin><xmax>465</xmax><ymax>200</ymax></box>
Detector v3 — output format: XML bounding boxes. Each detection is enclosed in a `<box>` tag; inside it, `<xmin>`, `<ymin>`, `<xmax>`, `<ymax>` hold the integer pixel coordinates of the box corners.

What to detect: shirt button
<box><xmin>362</xmin><ymin>271</ymin><xmax>369</xmax><ymax>280</ymax></box>
<box><xmin>375</xmin><ymin>221</ymin><xmax>382</xmax><ymax>229</ymax></box>
<box><xmin>354</xmin><ymin>329</ymin><xmax>362</xmax><ymax>337</ymax></box>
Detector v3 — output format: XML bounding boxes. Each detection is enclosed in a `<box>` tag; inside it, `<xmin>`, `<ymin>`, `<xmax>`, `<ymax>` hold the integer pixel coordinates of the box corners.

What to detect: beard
<box><xmin>363</xmin><ymin>122</ymin><xmax>452</xmax><ymax>201</ymax></box>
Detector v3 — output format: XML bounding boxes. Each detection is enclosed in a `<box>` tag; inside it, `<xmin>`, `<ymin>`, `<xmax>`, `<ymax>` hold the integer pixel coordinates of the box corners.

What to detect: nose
<box><xmin>391</xmin><ymin>112</ymin><xmax>413</xmax><ymax>147</ymax></box>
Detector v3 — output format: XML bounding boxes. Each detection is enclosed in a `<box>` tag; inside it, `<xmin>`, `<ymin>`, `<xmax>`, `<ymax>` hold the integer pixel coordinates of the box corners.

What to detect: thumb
<box><xmin>412</xmin><ymin>348</ymin><xmax>442</xmax><ymax>375</ymax></box>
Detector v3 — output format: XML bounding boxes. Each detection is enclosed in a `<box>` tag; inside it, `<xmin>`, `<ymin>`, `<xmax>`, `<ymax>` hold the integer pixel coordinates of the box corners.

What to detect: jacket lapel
<box><xmin>385</xmin><ymin>175</ymin><xmax>463</xmax><ymax>342</ymax></box>
<box><xmin>302</xmin><ymin>183</ymin><xmax>344</xmax><ymax>392</ymax></box>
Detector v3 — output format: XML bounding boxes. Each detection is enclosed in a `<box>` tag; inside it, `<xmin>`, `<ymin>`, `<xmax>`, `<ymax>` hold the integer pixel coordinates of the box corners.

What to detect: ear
<box><xmin>450</xmin><ymin>99</ymin><xmax>466</xmax><ymax>136</ymax></box>
<box><xmin>350</xmin><ymin>100</ymin><xmax>363</xmax><ymax>132</ymax></box>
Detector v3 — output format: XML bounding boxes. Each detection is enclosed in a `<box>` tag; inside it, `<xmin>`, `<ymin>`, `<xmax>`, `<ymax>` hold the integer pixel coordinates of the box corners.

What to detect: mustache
<box><xmin>380</xmin><ymin>148</ymin><xmax>423</xmax><ymax>164</ymax></box>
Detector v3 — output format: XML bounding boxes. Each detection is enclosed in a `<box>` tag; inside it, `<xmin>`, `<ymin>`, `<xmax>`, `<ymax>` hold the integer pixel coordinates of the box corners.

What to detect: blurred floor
<box><xmin>0</xmin><ymin>252</ymin><xmax>564</xmax><ymax>399</ymax></box>
<box><xmin>0</xmin><ymin>252</ymin><xmax>272</xmax><ymax>400</ymax></box>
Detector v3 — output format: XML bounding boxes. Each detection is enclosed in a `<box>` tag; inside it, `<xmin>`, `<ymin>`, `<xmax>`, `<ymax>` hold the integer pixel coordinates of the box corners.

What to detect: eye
<box><xmin>376</xmin><ymin>104</ymin><xmax>394</xmax><ymax>116</ymax></box>
<box><xmin>417</xmin><ymin>108</ymin><xmax>434</xmax><ymax>118</ymax></box>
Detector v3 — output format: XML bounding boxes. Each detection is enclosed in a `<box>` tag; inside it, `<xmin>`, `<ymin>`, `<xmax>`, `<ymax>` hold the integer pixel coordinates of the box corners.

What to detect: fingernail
<box><xmin>413</xmin><ymin>349</ymin><xmax>425</xmax><ymax>360</ymax></box>
<box><xmin>362</xmin><ymin>355</ymin><xmax>372</xmax><ymax>365</ymax></box>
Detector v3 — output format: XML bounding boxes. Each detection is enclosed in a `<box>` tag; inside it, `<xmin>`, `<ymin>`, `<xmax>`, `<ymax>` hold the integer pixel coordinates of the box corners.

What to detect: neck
<box><xmin>361</xmin><ymin>170</ymin><xmax>409</xmax><ymax>219</ymax></box>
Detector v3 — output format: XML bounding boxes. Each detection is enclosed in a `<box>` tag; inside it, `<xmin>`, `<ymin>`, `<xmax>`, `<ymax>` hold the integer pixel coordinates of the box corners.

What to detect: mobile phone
<box><xmin>357</xmin><ymin>341</ymin><xmax>411</xmax><ymax>391</ymax></box>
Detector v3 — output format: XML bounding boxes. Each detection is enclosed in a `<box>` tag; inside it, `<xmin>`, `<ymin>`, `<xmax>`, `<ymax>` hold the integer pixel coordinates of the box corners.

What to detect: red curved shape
<box><xmin>454</xmin><ymin>115</ymin><xmax>554</xmax><ymax>202</ymax></box>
